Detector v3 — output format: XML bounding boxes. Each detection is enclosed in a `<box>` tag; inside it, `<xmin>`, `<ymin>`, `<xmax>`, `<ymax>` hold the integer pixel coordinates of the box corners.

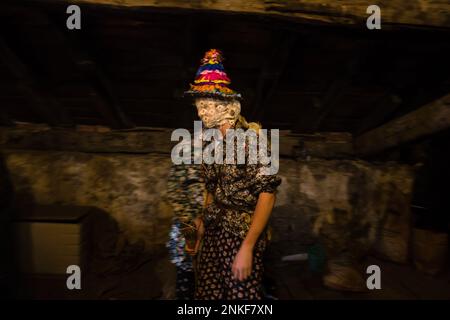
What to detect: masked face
<box><xmin>195</xmin><ymin>98</ymin><xmax>241</xmax><ymax>128</ymax></box>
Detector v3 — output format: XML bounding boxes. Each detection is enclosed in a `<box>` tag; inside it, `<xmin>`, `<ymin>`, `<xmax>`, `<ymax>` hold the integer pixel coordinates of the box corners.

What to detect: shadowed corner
<box><xmin>8</xmin><ymin>202</ymin><xmax>175</xmax><ymax>300</ymax></box>
<box><xmin>0</xmin><ymin>152</ymin><xmax>15</xmax><ymax>299</ymax></box>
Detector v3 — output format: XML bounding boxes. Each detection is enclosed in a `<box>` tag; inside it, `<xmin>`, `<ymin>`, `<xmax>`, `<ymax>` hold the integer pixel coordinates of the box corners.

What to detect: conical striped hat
<box><xmin>184</xmin><ymin>49</ymin><xmax>242</xmax><ymax>100</ymax></box>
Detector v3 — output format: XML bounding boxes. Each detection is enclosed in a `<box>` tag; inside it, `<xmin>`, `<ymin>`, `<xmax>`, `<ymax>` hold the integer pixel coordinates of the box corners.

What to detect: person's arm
<box><xmin>204</xmin><ymin>192</ymin><xmax>213</xmax><ymax>207</ymax></box>
<box><xmin>186</xmin><ymin>163</ymin><xmax>217</xmax><ymax>255</ymax></box>
<box><xmin>232</xmin><ymin>192</ymin><xmax>275</xmax><ymax>281</ymax></box>
<box><xmin>185</xmin><ymin>191</ymin><xmax>213</xmax><ymax>255</ymax></box>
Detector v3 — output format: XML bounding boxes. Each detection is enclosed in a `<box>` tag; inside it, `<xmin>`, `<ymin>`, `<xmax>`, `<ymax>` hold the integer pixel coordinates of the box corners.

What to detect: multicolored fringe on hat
<box><xmin>184</xmin><ymin>49</ymin><xmax>242</xmax><ymax>100</ymax></box>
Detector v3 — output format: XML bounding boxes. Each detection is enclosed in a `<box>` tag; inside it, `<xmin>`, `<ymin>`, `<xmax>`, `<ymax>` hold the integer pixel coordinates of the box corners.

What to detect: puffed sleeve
<box><xmin>250</xmin><ymin>164</ymin><xmax>282</xmax><ymax>195</ymax></box>
<box><xmin>246</xmin><ymin>134</ymin><xmax>281</xmax><ymax>195</ymax></box>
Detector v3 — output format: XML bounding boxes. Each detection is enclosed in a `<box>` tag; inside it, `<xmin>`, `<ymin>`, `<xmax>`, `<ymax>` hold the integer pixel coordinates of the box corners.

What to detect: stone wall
<box><xmin>267</xmin><ymin>158</ymin><xmax>414</xmax><ymax>262</ymax></box>
<box><xmin>1</xmin><ymin>125</ymin><xmax>414</xmax><ymax>263</ymax></box>
<box><xmin>2</xmin><ymin>153</ymin><xmax>413</xmax><ymax>258</ymax></box>
<box><xmin>3</xmin><ymin>150</ymin><xmax>172</xmax><ymax>252</ymax></box>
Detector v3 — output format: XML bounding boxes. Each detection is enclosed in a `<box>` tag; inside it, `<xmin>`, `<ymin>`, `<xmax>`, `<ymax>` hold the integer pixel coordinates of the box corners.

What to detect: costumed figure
<box><xmin>184</xmin><ymin>49</ymin><xmax>282</xmax><ymax>300</ymax></box>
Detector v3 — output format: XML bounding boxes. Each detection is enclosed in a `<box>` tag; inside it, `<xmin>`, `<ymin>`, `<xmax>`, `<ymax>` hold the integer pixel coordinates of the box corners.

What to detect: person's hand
<box><xmin>185</xmin><ymin>217</ymin><xmax>204</xmax><ymax>256</ymax></box>
<box><xmin>232</xmin><ymin>245</ymin><xmax>253</xmax><ymax>281</ymax></box>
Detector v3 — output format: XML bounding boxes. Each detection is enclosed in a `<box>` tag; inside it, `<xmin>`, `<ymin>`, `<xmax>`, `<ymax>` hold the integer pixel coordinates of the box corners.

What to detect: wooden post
<box><xmin>355</xmin><ymin>93</ymin><xmax>450</xmax><ymax>156</ymax></box>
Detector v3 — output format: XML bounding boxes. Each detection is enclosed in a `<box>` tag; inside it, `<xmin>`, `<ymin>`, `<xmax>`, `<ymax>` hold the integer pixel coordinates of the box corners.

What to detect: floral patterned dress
<box><xmin>195</xmin><ymin>133</ymin><xmax>281</xmax><ymax>300</ymax></box>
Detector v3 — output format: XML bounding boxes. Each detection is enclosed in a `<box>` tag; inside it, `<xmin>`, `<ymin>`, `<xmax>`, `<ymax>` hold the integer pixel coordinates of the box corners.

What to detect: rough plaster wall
<box><xmin>270</xmin><ymin>158</ymin><xmax>414</xmax><ymax>262</ymax></box>
<box><xmin>3</xmin><ymin>150</ymin><xmax>414</xmax><ymax>262</ymax></box>
<box><xmin>4</xmin><ymin>151</ymin><xmax>172</xmax><ymax>251</ymax></box>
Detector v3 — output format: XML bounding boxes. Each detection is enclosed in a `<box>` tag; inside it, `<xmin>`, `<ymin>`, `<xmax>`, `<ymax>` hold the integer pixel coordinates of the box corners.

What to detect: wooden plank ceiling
<box><xmin>0</xmin><ymin>1</ymin><xmax>449</xmax><ymax>134</ymax></box>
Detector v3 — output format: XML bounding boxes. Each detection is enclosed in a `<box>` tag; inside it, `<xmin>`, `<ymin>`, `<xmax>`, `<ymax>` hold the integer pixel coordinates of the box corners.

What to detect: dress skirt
<box><xmin>195</xmin><ymin>220</ymin><xmax>266</xmax><ymax>300</ymax></box>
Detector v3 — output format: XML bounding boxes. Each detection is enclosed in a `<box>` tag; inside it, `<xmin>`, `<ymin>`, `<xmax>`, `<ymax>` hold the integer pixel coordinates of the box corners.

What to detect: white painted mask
<box><xmin>195</xmin><ymin>98</ymin><xmax>241</xmax><ymax>128</ymax></box>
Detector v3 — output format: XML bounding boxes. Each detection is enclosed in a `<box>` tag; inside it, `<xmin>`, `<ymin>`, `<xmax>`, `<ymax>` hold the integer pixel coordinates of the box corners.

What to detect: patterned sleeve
<box><xmin>166</xmin><ymin>163</ymin><xmax>205</xmax><ymax>224</ymax></box>
<box><xmin>246</xmin><ymin>135</ymin><xmax>281</xmax><ymax>195</ymax></box>
<box><xmin>202</xmin><ymin>163</ymin><xmax>218</xmax><ymax>194</ymax></box>
<box><xmin>184</xmin><ymin>165</ymin><xmax>205</xmax><ymax>219</ymax></box>
<box><xmin>249</xmin><ymin>163</ymin><xmax>282</xmax><ymax>195</ymax></box>
<box><xmin>166</xmin><ymin>164</ymin><xmax>188</xmax><ymax>221</ymax></box>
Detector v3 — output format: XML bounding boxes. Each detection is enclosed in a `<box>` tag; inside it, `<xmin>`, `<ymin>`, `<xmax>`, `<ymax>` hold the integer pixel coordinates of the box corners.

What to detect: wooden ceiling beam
<box><xmin>355</xmin><ymin>93</ymin><xmax>450</xmax><ymax>156</ymax></box>
<box><xmin>354</xmin><ymin>89</ymin><xmax>401</xmax><ymax>135</ymax></box>
<box><xmin>291</xmin><ymin>45</ymin><xmax>364</xmax><ymax>133</ymax></box>
<box><xmin>251</xmin><ymin>32</ymin><xmax>297</xmax><ymax>121</ymax></box>
<box><xmin>177</xmin><ymin>16</ymin><xmax>197</xmax><ymax>124</ymax></box>
<box><xmin>0</xmin><ymin>37</ymin><xmax>62</xmax><ymax>127</ymax></box>
<box><xmin>38</xmin><ymin>11</ymin><xmax>134</xmax><ymax>129</ymax></box>
<box><xmin>310</xmin><ymin>59</ymin><xmax>361</xmax><ymax>132</ymax></box>
<box><xmin>42</xmin><ymin>0</ymin><xmax>450</xmax><ymax>29</ymax></box>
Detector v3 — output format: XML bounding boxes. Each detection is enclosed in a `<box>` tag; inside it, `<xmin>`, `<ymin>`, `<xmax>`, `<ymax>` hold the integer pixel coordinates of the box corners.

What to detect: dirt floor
<box><xmin>270</xmin><ymin>256</ymin><xmax>450</xmax><ymax>300</ymax></box>
<box><xmin>11</xmin><ymin>254</ymin><xmax>450</xmax><ymax>300</ymax></box>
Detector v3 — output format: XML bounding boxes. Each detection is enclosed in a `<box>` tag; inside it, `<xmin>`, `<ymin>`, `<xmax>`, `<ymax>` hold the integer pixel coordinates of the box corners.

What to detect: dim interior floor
<box><xmin>270</xmin><ymin>256</ymin><xmax>450</xmax><ymax>300</ymax></box>
<box><xmin>12</xmin><ymin>254</ymin><xmax>450</xmax><ymax>300</ymax></box>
